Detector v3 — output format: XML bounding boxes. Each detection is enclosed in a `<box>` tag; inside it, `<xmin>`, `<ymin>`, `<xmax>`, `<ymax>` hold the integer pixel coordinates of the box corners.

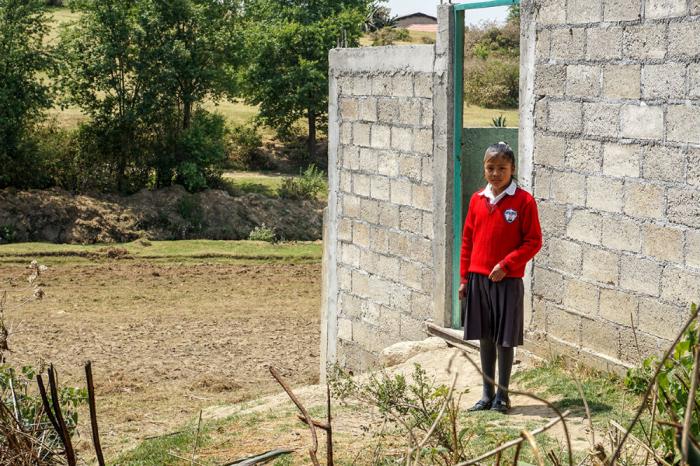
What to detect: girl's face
<box><xmin>484</xmin><ymin>154</ymin><xmax>514</xmax><ymax>192</ymax></box>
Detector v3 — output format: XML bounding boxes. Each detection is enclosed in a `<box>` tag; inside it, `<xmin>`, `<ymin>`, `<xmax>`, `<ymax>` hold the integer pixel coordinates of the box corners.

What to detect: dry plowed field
<box><xmin>0</xmin><ymin>257</ymin><xmax>321</xmax><ymax>456</ymax></box>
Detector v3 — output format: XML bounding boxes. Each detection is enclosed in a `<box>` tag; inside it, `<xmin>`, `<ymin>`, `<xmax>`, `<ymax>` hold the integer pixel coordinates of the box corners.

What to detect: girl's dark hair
<box><xmin>483</xmin><ymin>141</ymin><xmax>515</xmax><ymax>167</ymax></box>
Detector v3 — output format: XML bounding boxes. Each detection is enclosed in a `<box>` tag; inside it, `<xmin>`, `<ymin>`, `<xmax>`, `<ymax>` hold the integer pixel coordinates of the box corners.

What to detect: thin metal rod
<box><xmin>455</xmin><ymin>0</ymin><xmax>519</xmax><ymax>11</ymax></box>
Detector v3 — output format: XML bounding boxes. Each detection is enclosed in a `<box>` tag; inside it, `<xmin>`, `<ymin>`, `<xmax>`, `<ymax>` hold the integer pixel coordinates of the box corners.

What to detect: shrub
<box><xmin>464</xmin><ymin>59</ymin><xmax>519</xmax><ymax>108</ymax></box>
<box><xmin>370</xmin><ymin>27</ymin><xmax>410</xmax><ymax>46</ymax></box>
<box><xmin>227</xmin><ymin>124</ymin><xmax>270</xmax><ymax>170</ymax></box>
<box><xmin>174</xmin><ymin>110</ymin><xmax>229</xmax><ymax>192</ymax></box>
<box><xmin>176</xmin><ymin>194</ymin><xmax>205</xmax><ymax>234</ymax></box>
<box><xmin>0</xmin><ymin>225</ymin><xmax>16</xmax><ymax>244</ymax></box>
<box><xmin>277</xmin><ymin>164</ymin><xmax>327</xmax><ymax>201</ymax></box>
<box><xmin>248</xmin><ymin>223</ymin><xmax>276</xmax><ymax>242</ymax></box>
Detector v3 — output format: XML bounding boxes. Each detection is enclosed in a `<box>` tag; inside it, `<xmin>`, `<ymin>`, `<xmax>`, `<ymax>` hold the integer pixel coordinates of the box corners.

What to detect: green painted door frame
<box><xmin>451</xmin><ymin>0</ymin><xmax>520</xmax><ymax>329</ymax></box>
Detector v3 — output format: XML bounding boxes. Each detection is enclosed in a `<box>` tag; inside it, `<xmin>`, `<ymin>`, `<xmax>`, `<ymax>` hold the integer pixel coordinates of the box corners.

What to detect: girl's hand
<box><xmin>458</xmin><ymin>283</ymin><xmax>467</xmax><ymax>299</ymax></box>
<box><xmin>489</xmin><ymin>263</ymin><xmax>506</xmax><ymax>282</ymax></box>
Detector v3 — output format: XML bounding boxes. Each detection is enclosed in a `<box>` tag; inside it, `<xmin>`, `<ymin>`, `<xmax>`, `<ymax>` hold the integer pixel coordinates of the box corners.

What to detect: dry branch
<box><xmin>682</xmin><ymin>345</ymin><xmax>700</xmax><ymax>463</ymax></box>
<box><xmin>608</xmin><ymin>419</ymin><xmax>671</xmax><ymax>466</ymax></box>
<box><xmin>456</xmin><ymin>409</ymin><xmax>571</xmax><ymax>466</ymax></box>
<box><xmin>47</xmin><ymin>365</ymin><xmax>76</xmax><ymax>466</ymax></box>
<box><xmin>269</xmin><ymin>366</ymin><xmax>320</xmax><ymax>466</ymax></box>
<box><xmin>85</xmin><ymin>361</ymin><xmax>105</xmax><ymax>466</ymax></box>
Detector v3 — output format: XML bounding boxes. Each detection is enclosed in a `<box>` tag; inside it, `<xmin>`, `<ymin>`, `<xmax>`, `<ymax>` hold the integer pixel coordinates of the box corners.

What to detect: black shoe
<box><xmin>491</xmin><ymin>397</ymin><xmax>511</xmax><ymax>414</ymax></box>
<box><xmin>468</xmin><ymin>397</ymin><xmax>494</xmax><ymax>412</ymax></box>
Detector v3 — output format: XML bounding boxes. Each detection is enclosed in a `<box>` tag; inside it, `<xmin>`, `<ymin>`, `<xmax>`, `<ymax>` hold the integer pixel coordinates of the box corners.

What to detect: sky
<box><xmin>385</xmin><ymin>0</ymin><xmax>509</xmax><ymax>25</ymax></box>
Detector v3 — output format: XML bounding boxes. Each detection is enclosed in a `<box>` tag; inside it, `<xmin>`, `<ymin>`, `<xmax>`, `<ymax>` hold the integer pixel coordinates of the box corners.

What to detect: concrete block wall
<box><xmin>523</xmin><ymin>0</ymin><xmax>700</xmax><ymax>369</ymax></box>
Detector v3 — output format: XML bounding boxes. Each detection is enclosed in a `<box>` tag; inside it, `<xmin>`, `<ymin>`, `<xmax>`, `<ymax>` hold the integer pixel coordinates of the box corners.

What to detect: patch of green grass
<box><xmin>0</xmin><ymin>240</ymin><xmax>322</xmax><ymax>265</ymax></box>
<box><xmin>463</xmin><ymin>105</ymin><xmax>520</xmax><ymax>128</ymax></box>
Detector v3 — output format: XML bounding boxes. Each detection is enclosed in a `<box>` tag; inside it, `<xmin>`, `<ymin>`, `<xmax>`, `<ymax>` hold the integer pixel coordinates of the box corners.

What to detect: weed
<box><xmin>0</xmin><ymin>225</ymin><xmax>16</xmax><ymax>244</ymax></box>
<box><xmin>248</xmin><ymin>224</ymin><xmax>277</xmax><ymax>242</ymax></box>
<box><xmin>491</xmin><ymin>114</ymin><xmax>507</xmax><ymax>127</ymax></box>
<box><xmin>277</xmin><ymin>164</ymin><xmax>327</xmax><ymax>201</ymax></box>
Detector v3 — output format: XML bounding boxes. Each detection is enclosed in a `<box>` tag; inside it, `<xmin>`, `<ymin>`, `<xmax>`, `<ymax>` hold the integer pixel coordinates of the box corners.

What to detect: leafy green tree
<box><xmin>241</xmin><ymin>0</ymin><xmax>369</xmax><ymax>160</ymax></box>
<box><xmin>0</xmin><ymin>0</ymin><xmax>54</xmax><ymax>188</ymax></box>
<box><xmin>364</xmin><ymin>1</ymin><xmax>395</xmax><ymax>32</ymax></box>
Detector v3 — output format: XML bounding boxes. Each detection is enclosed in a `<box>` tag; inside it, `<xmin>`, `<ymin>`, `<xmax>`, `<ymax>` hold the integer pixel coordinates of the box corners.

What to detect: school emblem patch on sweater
<box><xmin>504</xmin><ymin>209</ymin><xmax>518</xmax><ymax>223</ymax></box>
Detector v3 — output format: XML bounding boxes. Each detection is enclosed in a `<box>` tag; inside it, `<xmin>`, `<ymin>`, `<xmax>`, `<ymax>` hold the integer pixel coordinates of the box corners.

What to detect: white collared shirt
<box><xmin>479</xmin><ymin>180</ymin><xmax>517</xmax><ymax>205</ymax></box>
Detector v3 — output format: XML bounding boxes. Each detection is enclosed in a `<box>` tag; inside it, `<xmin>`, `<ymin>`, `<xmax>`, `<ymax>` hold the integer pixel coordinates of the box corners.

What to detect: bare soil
<box><xmin>0</xmin><ymin>259</ymin><xmax>321</xmax><ymax>458</ymax></box>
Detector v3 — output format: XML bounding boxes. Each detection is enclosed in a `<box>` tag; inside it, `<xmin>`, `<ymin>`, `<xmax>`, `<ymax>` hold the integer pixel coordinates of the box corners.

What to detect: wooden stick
<box><xmin>511</xmin><ymin>440</ymin><xmax>522</xmax><ymax>466</ymax></box>
<box><xmin>296</xmin><ymin>415</ymin><xmax>329</xmax><ymax>431</ymax></box>
<box><xmin>609</xmin><ymin>419</ymin><xmax>672</xmax><ymax>466</ymax></box>
<box><xmin>85</xmin><ymin>361</ymin><xmax>105</xmax><ymax>466</ymax></box>
<box><xmin>191</xmin><ymin>410</ymin><xmax>203</xmax><ymax>466</ymax></box>
<box><xmin>456</xmin><ymin>410</ymin><xmax>571</xmax><ymax>466</ymax></box>
<box><xmin>573</xmin><ymin>378</ymin><xmax>595</xmax><ymax>447</ymax></box>
<box><xmin>48</xmin><ymin>365</ymin><xmax>76</xmax><ymax>466</ymax></box>
<box><xmin>269</xmin><ymin>366</ymin><xmax>320</xmax><ymax>466</ymax></box>
<box><xmin>521</xmin><ymin>429</ymin><xmax>545</xmax><ymax>466</ymax></box>
<box><xmin>36</xmin><ymin>374</ymin><xmax>62</xmax><ymax>440</ymax></box>
<box><xmin>326</xmin><ymin>383</ymin><xmax>334</xmax><ymax>466</ymax></box>
<box><xmin>683</xmin><ymin>345</ymin><xmax>700</xmax><ymax>464</ymax></box>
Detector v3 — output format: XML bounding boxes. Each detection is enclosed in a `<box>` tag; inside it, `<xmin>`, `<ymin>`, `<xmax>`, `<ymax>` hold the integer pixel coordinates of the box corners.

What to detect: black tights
<box><xmin>479</xmin><ymin>338</ymin><xmax>514</xmax><ymax>402</ymax></box>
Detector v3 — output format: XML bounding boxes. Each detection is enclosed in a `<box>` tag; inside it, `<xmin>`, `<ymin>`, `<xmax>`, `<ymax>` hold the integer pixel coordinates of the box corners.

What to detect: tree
<box><xmin>364</xmin><ymin>1</ymin><xmax>395</xmax><ymax>32</ymax></box>
<box><xmin>240</xmin><ymin>0</ymin><xmax>369</xmax><ymax>161</ymax></box>
<box><xmin>0</xmin><ymin>0</ymin><xmax>54</xmax><ymax>188</ymax></box>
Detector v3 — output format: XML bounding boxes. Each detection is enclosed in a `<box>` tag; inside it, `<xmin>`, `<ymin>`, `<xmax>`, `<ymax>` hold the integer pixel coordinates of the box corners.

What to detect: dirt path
<box><xmin>1</xmin><ymin>260</ymin><xmax>321</xmax><ymax>458</ymax></box>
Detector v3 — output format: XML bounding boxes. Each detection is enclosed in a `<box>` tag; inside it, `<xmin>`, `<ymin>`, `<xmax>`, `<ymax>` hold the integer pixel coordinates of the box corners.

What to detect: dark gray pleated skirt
<box><xmin>461</xmin><ymin>272</ymin><xmax>524</xmax><ymax>347</ymax></box>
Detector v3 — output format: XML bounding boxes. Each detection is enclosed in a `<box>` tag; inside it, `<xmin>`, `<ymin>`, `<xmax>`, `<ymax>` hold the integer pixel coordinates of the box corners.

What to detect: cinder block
<box><xmin>399</xmin><ymin>260</ymin><xmax>423</xmax><ymax>291</ymax></box>
<box><xmin>422</xmin><ymin>212</ymin><xmax>434</xmax><ymax>239</ymax></box>
<box><xmin>599</xmin><ymin>289</ymin><xmax>638</xmax><ymax>325</ymax></box>
<box><xmin>603</xmin><ymin>64</ymin><xmax>640</xmax><ymax>99</ymax></box>
<box><xmin>353</xmin><ymin>221</ymin><xmax>371</xmax><ymax>248</ymax></box>
<box><xmin>534</xmin><ymin>98</ymin><xmax>548</xmax><ymax>130</ymax></box>
<box><xmin>344</xmin><ymin>75</ymin><xmax>372</xmax><ymax>96</ymax></box>
<box><xmin>690</xmin><ymin>148</ymin><xmax>700</xmax><ymax>187</ymax></box>
<box><xmin>620</xmin><ymin>105</ymin><xmax>664</xmax><ymax>140</ymax></box>
<box><xmin>550</xmin><ymin>27</ymin><xmax>586</xmax><ymax>60</ymax></box>
<box><xmin>359</xmin><ymin>148</ymin><xmax>378</xmax><ymax>172</ymax></box>
<box><xmin>341</xmin><ymin>194</ymin><xmax>361</xmax><ymax>218</ymax></box>
<box><xmin>398</xmin><ymin>99</ymin><xmax>422</xmax><ymax>126</ymax></box>
<box><xmin>341</xmin><ymin>242</ymin><xmax>361</xmax><ymax>268</ymax></box>
<box><xmin>377</xmin><ymin>98</ymin><xmax>399</xmax><ymax>123</ymax></box>
<box><xmin>581</xmin><ymin>317</ymin><xmax>620</xmax><ymax>358</ymax></box>
<box><xmin>623</xmin><ymin>24</ymin><xmax>667</xmax><ymax>60</ymax></box>
<box><xmin>339</xmin><ymin>171</ymin><xmax>352</xmax><ymax>193</ymax></box>
<box><xmin>371</xmin><ymin>124</ymin><xmax>391</xmax><ymax>149</ymax></box>
<box><xmin>619</xmin><ymin>329</ymin><xmax>661</xmax><ymax>364</ymax></box>
<box><xmin>534</xmin><ymin>134</ymin><xmax>566</xmax><ymax>168</ymax></box>
<box><xmin>536</xmin><ymin>29</ymin><xmax>552</xmax><ymax>60</ymax></box>
<box><xmin>551</xmin><ymin>171</ymin><xmax>586</xmax><ymax>206</ymax></box>
<box><xmin>620</xmin><ymin>256</ymin><xmax>662</xmax><ymax>296</ymax></box>
<box><xmin>352</xmin><ymin>173</ymin><xmax>371</xmax><ymax>197</ymax></box>
<box><xmin>623</xmin><ymin>181</ymin><xmax>665</xmax><ymax>220</ymax></box>
<box><xmin>390</xmin><ymin>179</ymin><xmax>412</xmax><ymax>206</ymax></box>
<box><xmin>643</xmin><ymin>145</ymin><xmax>685</xmax><ymax>182</ymax></box>
<box><xmin>638</xmin><ymin>298</ymin><xmax>686</xmax><ymax>340</ymax></box>
<box><xmin>567</xmin><ymin>139</ymin><xmax>602</xmax><ymax>172</ymax></box>
<box><xmin>587</xmin><ymin>176</ymin><xmax>623</xmax><ymax>213</ymax></box>
<box><xmin>339</xmin><ymin>291</ymin><xmax>364</xmax><ymax>318</ymax></box>
<box><xmin>376</xmin><ymin>254</ymin><xmax>400</xmax><ymax>280</ymax></box>
<box><xmin>372</xmin><ymin>75</ymin><xmax>393</xmax><ymax>96</ymax></box>
<box><xmin>370</xmin><ymin>175</ymin><xmax>391</xmax><ymax>201</ymax></box>
<box><xmin>567</xmin><ymin>65</ymin><xmax>602</xmax><ymax>97</ymax></box>
<box><xmin>391</xmin><ymin>127</ymin><xmax>413</xmax><ymax>152</ymax></box>
<box><xmin>414</xmin><ymin>128</ymin><xmax>433</xmax><ymax>155</ymax></box>
<box><xmin>370</xmin><ymin>226</ymin><xmax>390</xmax><ymax>254</ymax></box>
<box><xmin>603</xmin><ymin>143</ymin><xmax>640</xmax><ymax>178</ymax></box>
<box><xmin>667</xmin><ymin>105</ymin><xmax>700</xmax><ymax>145</ymax></box>
<box><xmin>567</xmin><ymin>210</ymin><xmax>603</xmax><ymax>245</ymax></box>
<box><xmin>668</xmin><ymin>23</ymin><xmax>700</xmax><ymax>59</ymax></box>
<box><xmin>642</xmin><ymin>64</ymin><xmax>687</xmax><ymax>100</ymax></box>
<box><xmin>533</xmin><ymin>266</ymin><xmax>565</xmax><ymax>303</ymax></box>
<box><xmin>538</xmin><ymin>200</ymin><xmax>567</xmax><ymax>235</ymax></box>
<box><xmin>408</xmin><ymin>235</ymin><xmax>433</xmax><ymax>266</ymax></box>
<box><xmin>422</xmin><ymin>158</ymin><xmax>433</xmax><ymax>184</ymax></box>
<box><xmin>603</xmin><ymin>0</ymin><xmax>641</xmax><ymax>21</ymax></box>
<box><xmin>391</xmin><ymin>73</ymin><xmax>414</xmax><ymax>97</ymax></box>
<box><xmin>420</xmin><ymin>100</ymin><xmax>433</xmax><ymax>127</ymax></box>
<box><xmin>414</xmin><ymin>73</ymin><xmax>433</xmax><ymax>98</ymax></box>
<box><xmin>582</xmin><ymin>246</ymin><xmax>619</xmax><ymax>285</ymax></box>
<box><xmin>340</xmin><ymin>123</ymin><xmax>352</xmax><ymax>145</ymax></box>
<box><xmin>693</xmin><ymin>0</ymin><xmax>700</xmax><ymax>14</ymax></box>
<box><xmin>535</xmin><ymin>64</ymin><xmax>566</xmax><ymax>97</ymax></box>
<box><xmin>377</xmin><ymin>150</ymin><xmax>400</xmax><ymax>177</ymax></box>
<box><xmin>661</xmin><ymin>267</ymin><xmax>700</xmax><ymax>306</ymax></box>
<box><xmin>583</xmin><ymin>103</ymin><xmax>620</xmax><ymax>138</ymax></box>
<box><xmin>388</xmin><ymin>230</ymin><xmax>411</xmax><ymax>257</ymax></box>
<box><xmin>686</xmin><ymin>230</ymin><xmax>700</xmax><ymax>268</ymax></box>
<box><xmin>538</xmin><ymin>0</ymin><xmax>566</xmax><ymax>24</ymax></box>
<box><xmin>399</xmin><ymin>206</ymin><xmax>422</xmax><ymax>235</ymax></box>
<box><xmin>568</xmin><ymin>0</ymin><xmax>601</xmax><ymax>22</ymax></box>
<box><xmin>534</xmin><ymin>168</ymin><xmax>552</xmax><ymax>200</ymax></box>
<box><xmin>587</xmin><ymin>27</ymin><xmax>622</xmax><ymax>60</ymax></box>
<box><xmin>399</xmin><ymin>155</ymin><xmax>422</xmax><ymax>181</ymax></box>
<box><xmin>359</xmin><ymin>97</ymin><xmax>377</xmax><ymax>122</ymax></box>
<box><xmin>548</xmin><ymin>238</ymin><xmax>583</xmax><ymax>274</ymax></box>
<box><xmin>338</xmin><ymin>218</ymin><xmax>353</xmax><ymax>242</ymax></box>
<box><xmin>360</xmin><ymin>249</ymin><xmax>380</xmax><ymax>275</ymax></box>
<box><xmin>413</xmin><ymin>184</ymin><xmax>432</xmax><ymax>211</ymax></box>
<box><xmin>642</xmin><ymin>224</ymin><xmax>684</xmax><ymax>263</ymax></box>
<box><xmin>667</xmin><ymin>188</ymin><xmax>700</xmax><ymax>228</ymax></box>
<box><xmin>378</xmin><ymin>203</ymin><xmax>400</xmax><ymax>229</ymax></box>
<box><xmin>410</xmin><ymin>291</ymin><xmax>433</xmax><ymax>319</ymax></box>
<box><xmin>340</xmin><ymin>98</ymin><xmax>359</xmax><ymax>120</ymax></box>
<box><xmin>645</xmin><ymin>0</ymin><xmax>687</xmax><ymax>18</ymax></box>
<box><xmin>400</xmin><ymin>314</ymin><xmax>427</xmax><ymax>340</ymax></box>
<box><xmin>353</xmin><ymin>122</ymin><xmax>371</xmax><ymax>146</ymax></box>
<box><xmin>360</xmin><ymin>198</ymin><xmax>380</xmax><ymax>223</ymax></box>
<box><xmin>690</xmin><ymin>64</ymin><xmax>700</xmax><ymax>99</ymax></box>
<box><xmin>601</xmin><ymin>216</ymin><xmax>641</xmax><ymax>252</ymax></box>
<box><xmin>548</xmin><ymin>100</ymin><xmax>583</xmax><ymax>134</ymax></box>
<box><xmin>547</xmin><ymin>305</ymin><xmax>582</xmax><ymax>345</ymax></box>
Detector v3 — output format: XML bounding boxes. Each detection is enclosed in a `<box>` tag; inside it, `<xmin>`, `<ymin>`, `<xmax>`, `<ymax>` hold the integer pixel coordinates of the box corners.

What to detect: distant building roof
<box><xmin>395</xmin><ymin>12</ymin><xmax>438</xmax><ymax>32</ymax></box>
<box><xmin>395</xmin><ymin>12</ymin><xmax>438</xmax><ymax>23</ymax></box>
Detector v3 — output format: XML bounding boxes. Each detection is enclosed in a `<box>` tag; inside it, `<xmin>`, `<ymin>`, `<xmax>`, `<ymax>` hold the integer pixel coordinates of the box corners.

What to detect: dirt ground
<box><xmin>0</xmin><ymin>259</ymin><xmax>321</xmax><ymax>458</ymax></box>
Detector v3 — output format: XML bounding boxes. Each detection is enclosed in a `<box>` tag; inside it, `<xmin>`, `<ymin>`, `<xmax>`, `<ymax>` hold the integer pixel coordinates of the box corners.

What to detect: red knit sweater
<box><xmin>460</xmin><ymin>187</ymin><xmax>542</xmax><ymax>284</ymax></box>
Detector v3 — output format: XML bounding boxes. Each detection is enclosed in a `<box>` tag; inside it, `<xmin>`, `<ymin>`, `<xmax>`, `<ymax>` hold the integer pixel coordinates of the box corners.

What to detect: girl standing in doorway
<box><xmin>459</xmin><ymin>142</ymin><xmax>542</xmax><ymax>414</ymax></box>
